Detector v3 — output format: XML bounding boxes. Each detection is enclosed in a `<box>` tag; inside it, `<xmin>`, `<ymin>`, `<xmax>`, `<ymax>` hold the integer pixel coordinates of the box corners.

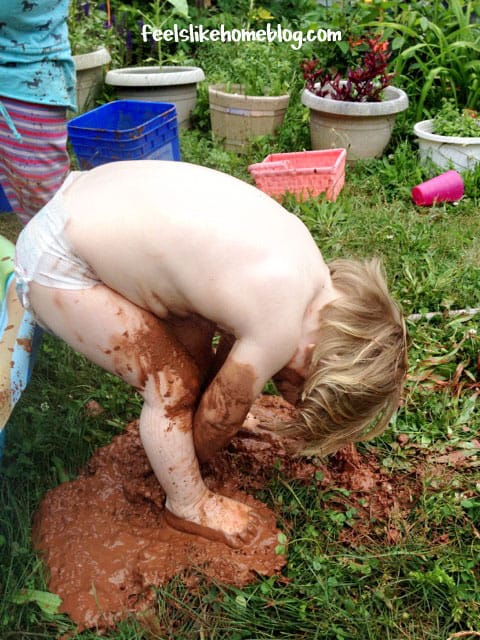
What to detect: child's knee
<box><xmin>137</xmin><ymin>319</ymin><xmax>201</xmax><ymax>408</ymax></box>
<box><xmin>141</xmin><ymin>363</ymin><xmax>200</xmax><ymax>413</ymax></box>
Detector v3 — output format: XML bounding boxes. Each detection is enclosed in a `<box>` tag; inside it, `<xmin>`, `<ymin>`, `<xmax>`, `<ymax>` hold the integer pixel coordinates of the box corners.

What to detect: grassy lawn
<box><xmin>0</xmin><ymin>124</ymin><xmax>479</xmax><ymax>639</ymax></box>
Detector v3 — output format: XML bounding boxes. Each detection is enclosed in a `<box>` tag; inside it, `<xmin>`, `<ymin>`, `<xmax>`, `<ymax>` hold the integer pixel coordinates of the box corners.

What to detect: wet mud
<box><xmin>33</xmin><ymin>396</ymin><xmax>295</xmax><ymax>632</ymax></box>
<box><xmin>33</xmin><ymin>395</ymin><xmax>423</xmax><ymax>632</ymax></box>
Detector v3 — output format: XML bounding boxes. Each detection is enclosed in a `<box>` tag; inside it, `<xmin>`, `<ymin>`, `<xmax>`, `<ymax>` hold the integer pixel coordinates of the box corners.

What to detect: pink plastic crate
<box><xmin>248</xmin><ymin>149</ymin><xmax>346</xmax><ymax>202</ymax></box>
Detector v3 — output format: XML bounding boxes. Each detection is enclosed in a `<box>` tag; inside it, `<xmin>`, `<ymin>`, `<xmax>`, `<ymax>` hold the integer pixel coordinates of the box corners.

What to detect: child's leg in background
<box><xmin>0</xmin><ymin>97</ymin><xmax>70</xmax><ymax>225</ymax></box>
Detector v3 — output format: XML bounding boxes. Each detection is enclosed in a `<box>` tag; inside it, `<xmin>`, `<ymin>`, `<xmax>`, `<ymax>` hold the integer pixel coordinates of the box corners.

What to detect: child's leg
<box><xmin>28</xmin><ymin>282</ymin><xmax>258</xmax><ymax>547</ymax></box>
<box><xmin>0</xmin><ymin>97</ymin><xmax>69</xmax><ymax>225</ymax></box>
<box><xmin>164</xmin><ymin>314</ymin><xmax>216</xmax><ymax>389</ymax></box>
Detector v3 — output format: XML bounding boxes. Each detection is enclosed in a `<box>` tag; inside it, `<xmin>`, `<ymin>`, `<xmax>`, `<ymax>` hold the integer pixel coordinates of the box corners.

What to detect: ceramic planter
<box><xmin>414</xmin><ymin>119</ymin><xmax>480</xmax><ymax>172</ymax></box>
<box><xmin>105</xmin><ymin>66</ymin><xmax>205</xmax><ymax>129</ymax></box>
<box><xmin>208</xmin><ymin>83</ymin><xmax>290</xmax><ymax>153</ymax></box>
<box><xmin>301</xmin><ymin>85</ymin><xmax>408</xmax><ymax>161</ymax></box>
<box><xmin>73</xmin><ymin>47</ymin><xmax>111</xmax><ymax>114</ymax></box>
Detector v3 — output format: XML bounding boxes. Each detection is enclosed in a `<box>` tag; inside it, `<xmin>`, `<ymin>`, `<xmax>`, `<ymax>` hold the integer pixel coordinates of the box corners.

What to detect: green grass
<box><xmin>1</xmin><ymin>128</ymin><xmax>479</xmax><ymax>638</ymax></box>
<box><xmin>0</xmin><ymin>213</ymin><xmax>22</xmax><ymax>244</ymax></box>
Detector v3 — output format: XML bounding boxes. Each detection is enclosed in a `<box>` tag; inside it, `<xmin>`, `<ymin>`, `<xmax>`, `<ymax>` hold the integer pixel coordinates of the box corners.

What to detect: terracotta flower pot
<box><xmin>301</xmin><ymin>85</ymin><xmax>409</xmax><ymax>162</ymax></box>
<box><xmin>208</xmin><ymin>83</ymin><xmax>290</xmax><ymax>153</ymax></box>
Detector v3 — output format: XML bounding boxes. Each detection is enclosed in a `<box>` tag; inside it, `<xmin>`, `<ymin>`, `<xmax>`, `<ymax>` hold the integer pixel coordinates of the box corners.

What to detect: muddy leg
<box><xmin>165</xmin><ymin>314</ymin><xmax>216</xmax><ymax>390</ymax></box>
<box><xmin>28</xmin><ymin>282</ymin><xmax>259</xmax><ymax>547</ymax></box>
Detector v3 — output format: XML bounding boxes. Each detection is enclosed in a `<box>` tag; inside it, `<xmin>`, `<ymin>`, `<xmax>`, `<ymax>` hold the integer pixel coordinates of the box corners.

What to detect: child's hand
<box><xmin>193</xmin><ymin>421</ymin><xmax>238</xmax><ymax>463</ymax></box>
<box><xmin>164</xmin><ymin>489</ymin><xmax>261</xmax><ymax>548</ymax></box>
<box><xmin>273</xmin><ymin>366</ymin><xmax>305</xmax><ymax>406</ymax></box>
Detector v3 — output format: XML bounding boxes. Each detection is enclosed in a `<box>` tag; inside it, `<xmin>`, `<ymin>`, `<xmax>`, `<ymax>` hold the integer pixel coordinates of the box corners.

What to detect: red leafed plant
<box><xmin>302</xmin><ymin>35</ymin><xmax>395</xmax><ymax>103</ymax></box>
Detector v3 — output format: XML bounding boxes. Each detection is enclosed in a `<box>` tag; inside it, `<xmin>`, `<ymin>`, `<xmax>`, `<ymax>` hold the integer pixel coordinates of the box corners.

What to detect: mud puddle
<box><xmin>33</xmin><ymin>395</ymin><xmax>422</xmax><ymax>632</ymax></box>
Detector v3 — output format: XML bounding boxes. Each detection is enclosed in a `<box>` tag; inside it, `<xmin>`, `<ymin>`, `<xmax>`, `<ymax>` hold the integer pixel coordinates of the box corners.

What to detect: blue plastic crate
<box><xmin>68</xmin><ymin>100</ymin><xmax>181</xmax><ymax>169</ymax></box>
<box><xmin>0</xmin><ymin>184</ymin><xmax>12</xmax><ymax>212</ymax></box>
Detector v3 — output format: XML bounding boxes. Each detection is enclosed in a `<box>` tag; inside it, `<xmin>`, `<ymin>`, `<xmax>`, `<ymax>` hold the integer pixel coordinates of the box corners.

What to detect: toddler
<box><xmin>15</xmin><ymin>161</ymin><xmax>407</xmax><ymax>547</ymax></box>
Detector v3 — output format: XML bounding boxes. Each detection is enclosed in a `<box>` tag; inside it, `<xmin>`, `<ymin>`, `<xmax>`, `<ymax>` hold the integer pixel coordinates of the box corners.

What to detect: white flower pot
<box><xmin>414</xmin><ymin>119</ymin><xmax>480</xmax><ymax>171</ymax></box>
<box><xmin>105</xmin><ymin>66</ymin><xmax>205</xmax><ymax>129</ymax></box>
<box><xmin>73</xmin><ymin>47</ymin><xmax>111</xmax><ymax>114</ymax></box>
<box><xmin>301</xmin><ymin>86</ymin><xmax>409</xmax><ymax>161</ymax></box>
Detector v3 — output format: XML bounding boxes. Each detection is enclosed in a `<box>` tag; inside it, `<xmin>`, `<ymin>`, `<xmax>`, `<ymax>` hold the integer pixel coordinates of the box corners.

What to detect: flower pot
<box><xmin>301</xmin><ymin>86</ymin><xmax>408</xmax><ymax>161</ymax></box>
<box><xmin>208</xmin><ymin>83</ymin><xmax>290</xmax><ymax>153</ymax></box>
<box><xmin>105</xmin><ymin>66</ymin><xmax>205</xmax><ymax>129</ymax></box>
<box><xmin>413</xmin><ymin>119</ymin><xmax>480</xmax><ymax>172</ymax></box>
<box><xmin>73</xmin><ymin>47</ymin><xmax>111</xmax><ymax>114</ymax></box>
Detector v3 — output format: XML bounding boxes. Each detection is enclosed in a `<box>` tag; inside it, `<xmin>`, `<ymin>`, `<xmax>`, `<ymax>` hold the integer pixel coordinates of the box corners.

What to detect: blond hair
<box><xmin>286</xmin><ymin>258</ymin><xmax>407</xmax><ymax>457</ymax></box>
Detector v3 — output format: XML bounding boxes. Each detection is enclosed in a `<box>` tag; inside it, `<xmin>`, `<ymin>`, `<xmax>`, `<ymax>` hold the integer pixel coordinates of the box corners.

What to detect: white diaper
<box><xmin>14</xmin><ymin>171</ymin><xmax>100</xmax><ymax>319</ymax></box>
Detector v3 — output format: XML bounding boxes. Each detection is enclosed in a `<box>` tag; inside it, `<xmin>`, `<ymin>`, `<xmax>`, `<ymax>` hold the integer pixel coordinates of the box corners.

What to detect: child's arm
<box><xmin>193</xmin><ymin>335</ymin><xmax>296</xmax><ymax>462</ymax></box>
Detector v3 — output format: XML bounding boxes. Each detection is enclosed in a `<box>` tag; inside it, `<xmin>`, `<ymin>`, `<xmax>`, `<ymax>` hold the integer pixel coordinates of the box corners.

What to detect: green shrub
<box><xmin>373</xmin><ymin>0</ymin><xmax>480</xmax><ymax>118</ymax></box>
<box><xmin>432</xmin><ymin>99</ymin><xmax>480</xmax><ymax>137</ymax></box>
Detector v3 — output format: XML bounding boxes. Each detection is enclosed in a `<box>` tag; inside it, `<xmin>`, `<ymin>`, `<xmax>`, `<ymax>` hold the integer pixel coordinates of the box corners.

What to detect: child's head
<box><xmin>290</xmin><ymin>258</ymin><xmax>407</xmax><ymax>456</ymax></box>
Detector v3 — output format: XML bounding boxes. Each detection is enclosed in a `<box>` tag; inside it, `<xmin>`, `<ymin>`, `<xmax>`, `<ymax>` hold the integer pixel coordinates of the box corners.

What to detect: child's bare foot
<box><xmin>164</xmin><ymin>490</ymin><xmax>260</xmax><ymax>548</ymax></box>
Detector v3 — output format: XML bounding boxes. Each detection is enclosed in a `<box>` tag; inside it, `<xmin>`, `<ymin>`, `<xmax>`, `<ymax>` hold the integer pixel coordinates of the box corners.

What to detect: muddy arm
<box><xmin>193</xmin><ymin>340</ymin><xmax>272</xmax><ymax>463</ymax></box>
<box><xmin>203</xmin><ymin>331</ymin><xmax>235</xmax><ymax>388</ymax></box>
<box><xmin>193</xmin><ymin>362</ymin><xmax>256</xmax><ymax>462</ymax></box>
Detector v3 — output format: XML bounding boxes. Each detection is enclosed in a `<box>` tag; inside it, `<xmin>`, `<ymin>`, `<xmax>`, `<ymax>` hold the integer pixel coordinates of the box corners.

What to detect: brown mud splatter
<box><xmin>15</xmin><ymin>337</ymin><xmax>32</xmax><ymax>352</ymax></box>
<box><xmin>33</xmin><ymin>395</ymin><xmax>424</xmax><ymax>632</ymax></box>
<box><xmin>33</xmin><ymin>397</ymin><xmax>291</xmax><ymax>633</ymax></box>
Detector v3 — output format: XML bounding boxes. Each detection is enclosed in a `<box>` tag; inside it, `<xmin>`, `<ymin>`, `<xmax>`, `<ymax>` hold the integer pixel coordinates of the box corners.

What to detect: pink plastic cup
<box><xmin>411</xmin><ymin>170</ymin><xmax>464</xmax><ymax>206</ymax></box>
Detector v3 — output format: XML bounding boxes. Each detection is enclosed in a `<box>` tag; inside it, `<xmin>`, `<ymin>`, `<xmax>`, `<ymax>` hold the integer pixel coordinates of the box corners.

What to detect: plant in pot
<box><xmin>105</xmin><ymin>0</ymin><xmax>205</xmax><ymax>129</ymax></box>
<box><xmin>207</xmin><ymin>41</ymin><xmax>293</xmax><ymax>153</ymax></box>
<box><xmin>414</xmin><ymin>99</ymin><xmax>480</xmax><ymax>172</ymax></box>
<box><xmin>68</xmin><ymin>0</ymin><xmax>116</xmax><ymax>113</ymax></box>
<box><xmin>301</xmin><ymin>35</ymin><xmax>408</xmax><ymax>161</ymax></box>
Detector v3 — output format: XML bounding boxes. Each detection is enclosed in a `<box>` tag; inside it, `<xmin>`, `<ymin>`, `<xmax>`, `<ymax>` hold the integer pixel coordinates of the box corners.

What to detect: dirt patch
<box><xmin>33</xmin><ymin>395</ymin><xmax>423</xmax><ymax>632</ymax></box>
<box><xmin>33</xmin><ymin>396</ymin><xmax>295</xmax><ymax>632</ymax></box>
<box><xmin>326</xmin><ymin>443</ymin><xmax>419</xmax><ymax>546</ymax></box>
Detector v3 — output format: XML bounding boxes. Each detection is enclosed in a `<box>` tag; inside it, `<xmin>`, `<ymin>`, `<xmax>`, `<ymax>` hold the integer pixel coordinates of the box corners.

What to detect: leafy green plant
<box><xmin>200</xmin><ymin>40</ymin><xmax>296</xmax><ymax>96</ymax></box>
<box><xmin>302</xmin><ymin>35</ymin><xmax>395</xmax><ymax>103</ymax></box>
<box><xmin>432</xmin><ymin>100</ymin><xmax>480</xmax><ymax>138</ymax></box>
<box><xmin>297</xmin><ymin>0</ymin><xmax>388</xmax><ymax>73</ymax></box>
<box><xmin>138</xmin><ymin>0</ymin><xmax>190</xmax><ymax>65</ymax></box>
<box><xmin>68</xmin><ymin>0</ymin><xmax>123</xmax><ymax>63</ymax></box>
<box><xmin>371</xmin><ymin>0</ymin><xmax>480</xmax><ymax>118</ymax></box>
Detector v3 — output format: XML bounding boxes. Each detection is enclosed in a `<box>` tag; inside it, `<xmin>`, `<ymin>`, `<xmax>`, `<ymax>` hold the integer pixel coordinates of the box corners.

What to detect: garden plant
<box><xmin>1</xmin><ymin>0</ymin><xmax>479</xmax><ymax>638</ymax></box>
<box><xmin>301</xmin><ymin>35</ymin><xmax>395</xmax><ymax>103</ymax></box>
<box><xmin>432</xmin><ymin>100</ymin><xmax>480</xmax><ymax>138</ymax></box>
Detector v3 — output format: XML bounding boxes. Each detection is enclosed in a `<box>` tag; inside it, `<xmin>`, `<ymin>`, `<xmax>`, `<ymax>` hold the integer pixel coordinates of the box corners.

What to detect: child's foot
<box><xmin>164</xmin><ymin>490</ymin><xmax>260</xmax><ymax>548</ymax></box>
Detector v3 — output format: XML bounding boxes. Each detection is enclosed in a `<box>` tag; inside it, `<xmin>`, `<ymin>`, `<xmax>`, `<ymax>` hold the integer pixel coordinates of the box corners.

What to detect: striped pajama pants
<box><xmin>0</xmin><ymin>96</ymin><xmax>70</xmax><ymax>225</ymax></box>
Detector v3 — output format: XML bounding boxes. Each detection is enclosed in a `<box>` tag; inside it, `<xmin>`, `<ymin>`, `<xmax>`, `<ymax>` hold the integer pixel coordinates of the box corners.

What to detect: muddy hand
<box><xmin>164</xmin><ymin>489</ymin><xmax>261</xmax><ymax>549</ymax></box>
<box><xmin>193</xmin><ymin>421</ymin><xmax>238</xmax><ymax>464</ymax></box>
